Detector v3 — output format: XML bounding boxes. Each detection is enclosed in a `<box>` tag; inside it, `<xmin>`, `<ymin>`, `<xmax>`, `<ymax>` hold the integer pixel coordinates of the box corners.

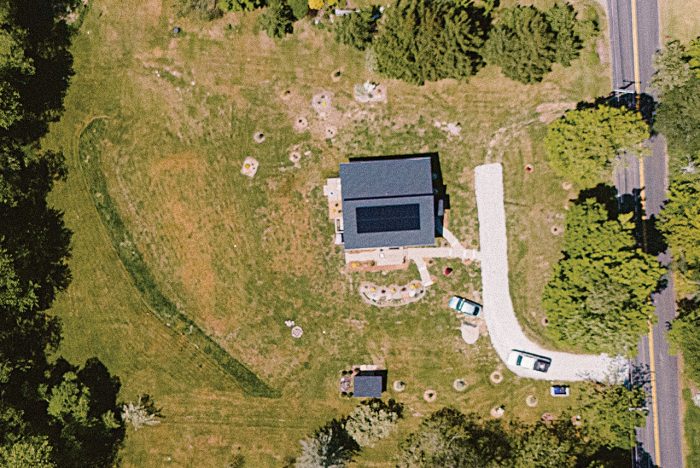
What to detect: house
<box><xmin>324</xmin><ymin>154</ymin><xmax>445</xmax><ymax>252</ymax></box>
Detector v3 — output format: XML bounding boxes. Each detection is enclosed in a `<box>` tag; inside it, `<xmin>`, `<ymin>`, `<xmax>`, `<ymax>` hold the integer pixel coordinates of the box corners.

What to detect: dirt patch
<box><xmin>535</xmin><ymin>102</ymin><xmax>576</xmax><ymax>123</ymax></box>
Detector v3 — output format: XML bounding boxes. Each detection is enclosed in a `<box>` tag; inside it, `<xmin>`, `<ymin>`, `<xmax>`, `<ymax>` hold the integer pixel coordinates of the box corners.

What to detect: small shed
<box><xmin>352</xmin><ymin>369</ymin><xmax>388</xmax><ymax>398</ymax></box>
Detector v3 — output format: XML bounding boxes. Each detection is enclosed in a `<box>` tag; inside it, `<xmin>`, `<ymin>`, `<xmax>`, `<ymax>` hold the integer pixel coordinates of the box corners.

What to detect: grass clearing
<box><xmin>45</xmin><ymin>0</ymin><xmax>608</xmax><ymax>465</ymax></box>
<box><xmin>659</xmin><ymin>0</ymin><xmax>700</xmax><ymax>43</ymax></box>
<box><xmin>685</xmin><ymin>388</ymin><xmax>700</xmax><ymax>466</ymax></box>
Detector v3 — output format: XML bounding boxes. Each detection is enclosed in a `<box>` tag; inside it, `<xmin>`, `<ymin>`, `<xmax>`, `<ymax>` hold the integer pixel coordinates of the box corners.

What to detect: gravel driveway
<box><xmin>474</xmin><ymin>163</ymin><xmax>626</xmax><ymax>382</ymax></box>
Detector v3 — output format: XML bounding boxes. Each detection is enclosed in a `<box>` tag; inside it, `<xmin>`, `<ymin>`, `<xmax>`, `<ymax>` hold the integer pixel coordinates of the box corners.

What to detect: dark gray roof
<box><xmin>353</xmin><ymin>375</ymin><xmax>383</xmax><ymax>398</ymax></box>
<box><xmin>339</xmin><ymin>157</ymin><xmax>433</xmax><ymax>199</ymax></box>
<box><xmin>340</xmin><ymin>156</ymin><xmax>436</xmax><ymax>250</ymax></box>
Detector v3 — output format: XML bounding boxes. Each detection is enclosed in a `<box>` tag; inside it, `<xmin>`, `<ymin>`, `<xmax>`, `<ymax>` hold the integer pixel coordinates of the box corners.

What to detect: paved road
<box><xmin>607</xmin><ymin>0</ymin><xmax>684</xmax><ymax>466</ymax></box>
<box><xmin>474</xmin><ymin>163</ymin><xmax>627</xmax><ymax>382</ymax></box>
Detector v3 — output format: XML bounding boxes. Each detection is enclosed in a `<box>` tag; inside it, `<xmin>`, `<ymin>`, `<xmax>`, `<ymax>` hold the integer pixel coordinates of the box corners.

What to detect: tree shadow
<box><xmin>3</xmin><ymin>0</ymin><xmax>79</xmax><ymax>144</ymax></box>
<box><xmin>578</xmin><ymin>92</ymin><xmax>657</xmax><ymax>127</ymax></box>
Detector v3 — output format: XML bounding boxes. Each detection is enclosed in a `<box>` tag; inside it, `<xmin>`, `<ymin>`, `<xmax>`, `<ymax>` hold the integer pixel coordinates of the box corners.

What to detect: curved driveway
<box><xmin>474</xmin><ymin>163</ymin><xmax>627</xmax><ymax>382</ymax></box>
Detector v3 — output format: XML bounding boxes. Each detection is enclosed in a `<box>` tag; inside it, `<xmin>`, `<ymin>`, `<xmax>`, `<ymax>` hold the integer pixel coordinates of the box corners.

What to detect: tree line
<box><xmin>288</xmin><ymin>382</ymin><xmax>645</xmax><ymax>467</ymax></box>
<box><xmin>177</xmin><ymin>0</ymin><xmax>599</xmax><ymax>86</ymax></box>
<box><xmin>650</xmin><ymin>37</ymin><xmax>700</xmax><ymax>384</ymax></box>
<box><xmin>0</xmin><ymin>1</ymin><xmax>127</xmax><ymax>465</ymax></box>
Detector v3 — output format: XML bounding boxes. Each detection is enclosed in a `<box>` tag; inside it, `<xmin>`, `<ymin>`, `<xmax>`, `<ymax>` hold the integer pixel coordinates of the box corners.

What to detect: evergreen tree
<box><xmin>547</xmin><ymin>3</ymin><xmax>586</xmax><ymax>66</ymax></box>
<box><xmin>334</xmin><ymin>7</ymin><xmax>379</xmax><ymax>51</ymax></box>
<box><xmin>543</xmin><ymin>194</ymin><xmax>663</xmax><ymax>354</ymax></box>
<box><xmin>483</xmin><ymin>6</ymin><xmax>557</xmax><ymax>83</ymax></box>
<box><xmin>545</xmin><ymin>104</ymin><xmax>649</xmax><ymax>187</ymax></box>
<box><xmin>372</xmin><ymin>0</ymin><xmax>488</xmax><ymax>85</ymax></box>
<box><xmin>258</xmin><ymin>0</ymin><xmax>294</xmax><ymax>38</ymax></box>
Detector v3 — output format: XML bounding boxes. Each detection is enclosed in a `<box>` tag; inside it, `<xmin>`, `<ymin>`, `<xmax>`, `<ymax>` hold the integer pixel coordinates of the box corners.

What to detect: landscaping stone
<box><xmin>393</xmin><ymin>380</ymin><xmax>406</xmax><ymax>392</ymax></box>
<box><xmin>423</xmin><ymin>389</ymin><xmax>437</xmax><ymax>402</ymax></box>
<box><xmin>453</xmin><ymin>379</ymin><xmax>467</xmax><ymax>392</ymax></box>
<box><xmin>489</xmin><ymin>370</ymin><xmax>503</xmax><ymax>384</ymax></box>
<box><xmin>240</xmin><ymin>157</ymin><xmax>259</xmax><ymax>178</ymax></box>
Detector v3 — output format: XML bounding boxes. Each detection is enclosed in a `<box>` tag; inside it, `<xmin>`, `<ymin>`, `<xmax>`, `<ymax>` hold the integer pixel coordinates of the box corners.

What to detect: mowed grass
<box><xmin>685</xmin><ymin>389</ymin><xmax>700</xmax><ymax>467</ymax></box>
<box><xmin>45</xmin><ymin>0</ymin><xmax>608</xmax><ymax>465</ymax></box>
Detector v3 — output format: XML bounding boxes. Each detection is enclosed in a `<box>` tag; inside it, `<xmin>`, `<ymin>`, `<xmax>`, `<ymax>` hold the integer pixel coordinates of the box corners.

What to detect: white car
<box><xmin>447</xmin><ymin>296</ymin><xmax>482</xmax><ymax>317</ymax></box>
<box><xmin>507</xmin><ymin>350</ymin><xmax>552</xmax><ymax>373</ymax></box>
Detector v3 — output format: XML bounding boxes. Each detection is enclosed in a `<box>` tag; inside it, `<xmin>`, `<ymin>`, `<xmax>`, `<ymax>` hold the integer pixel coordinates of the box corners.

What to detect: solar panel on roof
<box><xmin>355</xmin><ymin>204</ymin><xmax>421</xmax><ymax>234</ymax></box>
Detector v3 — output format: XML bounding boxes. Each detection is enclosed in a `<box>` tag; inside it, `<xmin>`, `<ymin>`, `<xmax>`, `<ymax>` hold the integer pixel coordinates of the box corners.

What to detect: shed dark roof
<box><xmin>340</xmin><ymin>156</ymin><xmax>437</xmax><ymax>250</ymax></box>
<box><xmin>353</xmin><ymin>375</ymin><xmax>383</xmax><ymax>398</ymax></box>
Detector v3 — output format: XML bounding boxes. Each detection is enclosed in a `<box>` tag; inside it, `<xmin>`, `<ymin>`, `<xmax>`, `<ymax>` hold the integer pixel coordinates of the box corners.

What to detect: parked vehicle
<box><xmin>507</xmin><ymin>350</ymin><xmax>551</xmax><ymax>373</ymax></box>
<box><xmin>550</xmin><ymin>385</ymin><xmax>570</xmax><ymax>397</ymax></box>
<box><xmin>447</xmin><ymin>296</ymin><xmax>482</xmax><ymax>317</ymax></box>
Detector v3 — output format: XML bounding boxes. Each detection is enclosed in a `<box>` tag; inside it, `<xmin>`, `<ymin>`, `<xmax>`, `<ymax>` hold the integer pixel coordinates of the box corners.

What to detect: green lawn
<box><xmin>685</xmin><ymin>389</ymin><xmax>700</xmax><ymax>467</ymax></box>
<box><xmin>44</xmin><ymin>0</ymin><xmax>609</xmax><ymax>465</ymax></box>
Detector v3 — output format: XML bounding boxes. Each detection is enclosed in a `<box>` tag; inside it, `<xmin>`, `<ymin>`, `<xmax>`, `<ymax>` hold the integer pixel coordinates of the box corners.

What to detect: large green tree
<box><xmin>372</xmin><ymin>0</ymin><xmax>488</xmax><ymax>85</ymax></box>
<box><xmin>484</xmin><ymin>3</ymin><xmax>589</xmax><ymax>84</ymax></box>
<box><xmin>658</xmin><ymin>173</ymin><xmax>700</xmax><ymax>276</ymax></box>
<box><xmin>511</xmin><ymin>422</ymin><xmax>578</xmax><ymax>468</ymax></box>
<box><xmin>543</xmin><ymin>194</ymin><xmax>664</xmax><ymax>354</ymax></box>
<box><xmin>545</xmin><ymin>104</ymin><xmax>649</xmax><ymax>187</ymax></box>
<box><xmin>397</xmin><ymin>407</ymin><xmax>511</xmax><ymax>467</ymax></box>
<box><xmin>483</xmin><ymin>6</ymin><xmax>557</xmax><ymax>83</ymax></box>
<box><xmin>650</xmin><ymin>40</ymin><xmax>693</xmax><ymax>96</ymax></box>
<box><xmin>655</xmin><ymin>77</ymin><xmax>700</xmax><ymax>161</ymax></box>
<box><xmin>577</xmin><ymin>382</ymin><xmax>647</xmax><ymax>449</ymax></box>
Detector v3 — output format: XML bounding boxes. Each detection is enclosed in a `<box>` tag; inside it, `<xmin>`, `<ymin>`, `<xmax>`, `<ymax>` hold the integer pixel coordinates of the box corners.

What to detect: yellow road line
<box><xmin>630</xmin><ymin>0</ymin><xmax>662</xmax><ymax>462</ymax></box>
<box><xmin>648</xmin><ymin>320</ymin><xmax>662</xmax><ymax>465</ymax></box>
<box><xmin>631</xmin><ymin>0</ymin><xmax>642</xmax><ymax>95</ymax></box>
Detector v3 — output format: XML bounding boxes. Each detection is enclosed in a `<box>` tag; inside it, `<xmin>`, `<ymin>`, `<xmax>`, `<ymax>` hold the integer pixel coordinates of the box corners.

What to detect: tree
<box><xmin>577</xmin><ymin>382</ymin><xmax>647</xmax><ymax>449</ymax></box>
<box><xmin>344</xmin><ymin>399</ymin><xmax>402</xmax><ymax>447</ymax></box>
<box><xmin>547</xmin><ymin>3</ymin><xmax>588</xmax><ymax>66</ymax></box>
<box><xmin>483</xmin><ymin>6</ymin><xmax>557</xmax><ymax>83</ymax></box>
<box><xmin>545</xmin><ymin>104</ymin><xmax>649</xmax><ymax>187</ymax></box>
<box><xmin>288</xmin><ymin>0</ymin><xmax>308</xmax><ymax>20</ymax></box>
<box><xmin>669</xmin><ymin>300</ymin><xmax>700</xmax><ymax>383</ymax></box>
<box><xmin>397</xmin><ymin>407</ymin><xmax>511</xmax><ymax>467</ymax></box>
<box><xmin>0</xmin><ymin>437</ymin><xmax>55</xmax><ymax>468</ymax></box>
<box><xmin>512</xmin><ymin>422</ymin><xmax>578</xmax><ymax>468</ymax></box>
<box><xmin>372</xmin><ymin>0</ymin><xmax>488</xmax><ymax>85</ymax></box>
<box><xmin>655</xmin><ymin>77</ymin><xmax>700</xmax><ymax>160</ymax></box>
<box><xmin>543</xmin><ymin>194</ymin><xmax>664</xmax><ymax>354</ymax></box>
<box><xmin>296</xmin><ymin>419</ymin><xmax>359</xmax><ymax>468</ymax></box>
<box><xmin>650</xmin><ymin>40</ymin><xmax>692</xmax><ymax>96</ymax></box>
<box><xmin>333</xmin><ymin>8</ymin><xmax>379</xmax><ymax>51</ymax></box>
<box><xmin>307</xmin><ymin>0</ymin><xmax>336</xmax><ymax>11</ymax></box>
<box><xmin>258</xmin><ymin>0</ymin><xmax>294</xmax><ymax>39</ymax></box>
<box><xmin>658</xmin><ymin>173</ymin><xmax>700</xmax><ymax>274</ymax></box>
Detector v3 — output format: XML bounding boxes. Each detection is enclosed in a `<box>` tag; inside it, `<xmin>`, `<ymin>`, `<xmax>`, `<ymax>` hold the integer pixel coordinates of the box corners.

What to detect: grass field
<box><xmin>659</xmin><ymin>0</ymin><xmax>700</xmax><ymax>43</ymax></box>
<box><xmin>44</xmin><ymin>0</ymin><xmax>609</xmax><ymax>465</ymax></box>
